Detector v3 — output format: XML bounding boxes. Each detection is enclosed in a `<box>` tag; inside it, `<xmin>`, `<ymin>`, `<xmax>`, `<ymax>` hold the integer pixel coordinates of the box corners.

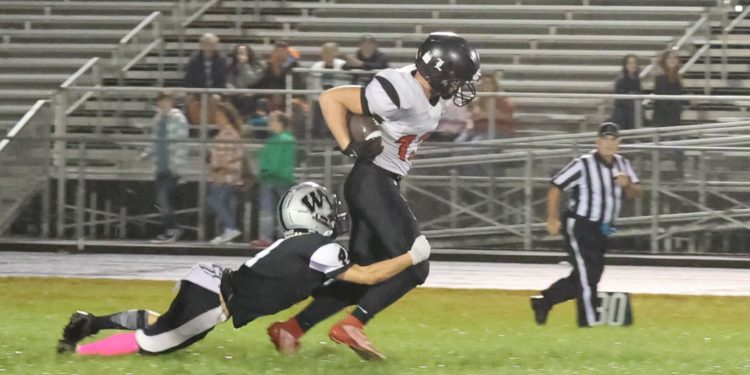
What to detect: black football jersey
<box><xmin>223</xmin><ymin>233</ymin><xmax>351</xmax><ymax>328</ymax></box>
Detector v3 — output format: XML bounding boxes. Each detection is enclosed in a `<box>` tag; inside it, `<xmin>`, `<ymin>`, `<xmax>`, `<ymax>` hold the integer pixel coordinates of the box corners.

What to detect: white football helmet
<box><xmin>278</xmin><ymin>182</ymin><xmax>348</xmax><ymax>237</ymax></box>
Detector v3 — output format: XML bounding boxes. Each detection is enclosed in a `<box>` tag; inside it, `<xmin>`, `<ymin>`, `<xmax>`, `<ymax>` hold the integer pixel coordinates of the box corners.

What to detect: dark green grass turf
<box><xmin>1</xmin><ymin>277</ymin><xmax>749</xmax><ymax>374</ymax></box>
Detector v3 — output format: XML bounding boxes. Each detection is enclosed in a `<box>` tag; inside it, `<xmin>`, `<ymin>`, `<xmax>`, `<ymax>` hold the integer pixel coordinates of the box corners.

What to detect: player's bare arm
<box><xmin>320</xmin><ymin>85</ymin><xmax>383</xmax><ymax>160</ymax></box>
<box><xmin>319</xmin><ymin>85</ymin><xmax>364</xmax><ymax>150</ymax></box>
<box><xmin>546</xmin><ymin>186</ymin><xmax>562</xmax><ymax>235</ymax></box>
<box><xmin>337</xmin><ymin>235</ymin><xmax>431</xmax><ymax>285</ymax></box>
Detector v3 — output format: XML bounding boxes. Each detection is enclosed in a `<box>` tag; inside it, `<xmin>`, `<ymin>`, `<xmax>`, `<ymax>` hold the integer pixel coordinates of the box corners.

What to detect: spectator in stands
<box><xmin>251</xmin><ymin>111</ymin><xmax>297</xmax><ymax>248</ymax></box>
<box><xmin>653</xmin><ymin>50</ymin><xmax>686</xmax><ymax>177</ymax></box>
<box><xmin>653</xmin><ymin>50</ymin><xmax>684</xmax><ymax>127</ymax></box>
<box><xmin>144</xmin><ymin>92</ymin><xmax>189</xmax><ymax>243</ymax></box>
<box><xmin>309</xmin><ymin>42</ymin><xmax>350</xmax><ymax>138</ymax></box>
<box><xmin>435</xmin><ymin>100</ymin><xmax>471</xmax><ymax>141</ymax></box>
<box><xmin>457</xmin><ymin>71</ymin><xmax>515</xmax><ymax>141</ymax></box>
<box><xmin>185</xmin><ymin>33</ymin><xmax>228</xmax><ymax>89</ymax></box>
<box><xmin>207</xmin><ymin>102</ymin><xmax>245</xmax><ymax>245</ymax></box>
<box><xmin>255</xmin><ymin>41</ymin><xmax>303</xmax><ymax>112</ymax></box>
<box><xmin>343</xmin><ymin>34</ymin><xmax>389</xmax><ymax>86</ymax></box>
<box><xmin>227</xmin><ymin>44</ymin><xmax>265</xmax><ymax>119</ymax></box>
<box><xmin>611</xmin><ymin>54</ymin><xmax>643</xmax><ymax>130</ymax></box>
<box><xmin>184</xmin><ymin>33</ymin><xmax>228</xmax><ymax>125</ymax></box>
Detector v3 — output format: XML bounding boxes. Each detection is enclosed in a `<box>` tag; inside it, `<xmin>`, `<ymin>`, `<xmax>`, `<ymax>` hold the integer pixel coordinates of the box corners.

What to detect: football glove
<box><xmin>341</xmin><ymin>138</ymin><xmax>383</xmax><ymax>160</ymax></box>
<box><xmin>408</xmin><ymin>235</ymin><xmax>431</xmax><ymax>265</ymax></box>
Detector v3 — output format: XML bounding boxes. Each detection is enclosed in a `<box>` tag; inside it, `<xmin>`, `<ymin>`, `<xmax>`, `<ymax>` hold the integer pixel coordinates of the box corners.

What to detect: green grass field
<box><xmin>1</xmin><ymin>277</ymin><xmax>749</xmax><ymax>374</ymax></box>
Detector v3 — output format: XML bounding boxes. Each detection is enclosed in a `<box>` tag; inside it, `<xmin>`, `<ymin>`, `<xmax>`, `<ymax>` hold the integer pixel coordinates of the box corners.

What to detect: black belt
<box><xmin>375</xmin><ymin>164</ymin><xmax>403</xmax><ymax>182</ymax></box>
<box><xmin>563</xmin><ymin>211</ymin><xmax>602</xmax><ymax>227</ymax></box>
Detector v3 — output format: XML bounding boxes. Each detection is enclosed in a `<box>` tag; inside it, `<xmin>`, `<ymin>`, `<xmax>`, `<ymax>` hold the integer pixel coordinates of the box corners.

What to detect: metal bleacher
<box><xmin>17</xmin><ymin>0</ymin><xmax>747</xmax><ymax>179</ymax></box>
<box><xmin>2</xmin><ymin>0</ymin><xmax>750</xmax><ymax>252</ymax></box>
<box><xmin>0</xmin><ymin>0</ymin><xmax>176</xmax><ymax>134</ymax></box>
<box><xmin>171</xmin><ymin>0</ymin><xmax>725</xmax><ymax>130</ymax></box>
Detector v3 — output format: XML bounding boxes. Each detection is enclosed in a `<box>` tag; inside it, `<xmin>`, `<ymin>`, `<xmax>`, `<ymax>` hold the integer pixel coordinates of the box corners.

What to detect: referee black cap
<box><xmin>598</xmin><ymin>122</ymin><xmax>620</xmax><ymax>138</ymax></box>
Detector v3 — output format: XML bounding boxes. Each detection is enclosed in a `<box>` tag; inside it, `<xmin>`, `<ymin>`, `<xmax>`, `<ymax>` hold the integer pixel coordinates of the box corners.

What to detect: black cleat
<box><xmin>530</xmin><ymin>296</ymin><xmax>551</xmax><ymax>326</ymax></box>
<box><xmin>62</xmin><ymin>311</ymin><xmax>97</xmax><ymax>345</ymax></box>
<box><xmin>56</xmin><ymin>339</ymin><xmax>75</xmax><ymax>354</ymax></box>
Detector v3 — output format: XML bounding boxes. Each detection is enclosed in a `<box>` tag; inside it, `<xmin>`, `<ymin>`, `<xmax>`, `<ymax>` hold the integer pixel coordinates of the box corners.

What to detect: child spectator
<box><xmin>144</xmin><ymin>92</ymin><xmax>189</xmax><ymax>243</ymax></box>
<box><xmin>251</xmin><ymin>111</ymin><xmax>297</xmax><ymax>248</ymax></box>
<box><xmin>207</xmin><ymin>102</ymin><xmax>245</xmax><ymax>245</ymax></box>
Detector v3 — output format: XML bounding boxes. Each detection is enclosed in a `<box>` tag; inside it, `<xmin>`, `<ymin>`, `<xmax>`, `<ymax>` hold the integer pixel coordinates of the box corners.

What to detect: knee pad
<box><xmin>410</xmin><ymin>260</ymin><xmax>430</xmax><ymax>285</ymax></box>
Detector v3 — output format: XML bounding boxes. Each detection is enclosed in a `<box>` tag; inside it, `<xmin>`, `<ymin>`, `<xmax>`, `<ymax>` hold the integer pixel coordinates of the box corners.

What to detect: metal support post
<box><xmin>285</xmin><ymin>74</ymin><xmax>293</xmax><ymax>118</ymax></box>
<box><xmin>119</xmin><ymin>206</ymin><xmax>127</xmax><ymax>239</ymax></box>
<box><xmin>54</xmin><ymin>93</ymin><xmax>67</xmax><ymax>238</ymax></box>
<box><xmin>634</xmin><ymin>98</ymin><xmax>643</xmax><ymax>129</ymax></box>
<box><xmin>523</xmin><ymin>151</ymin><xmax>533</xmax><ymax>251</ymax></box>
<box><xmin>323</xmin><ymin>147</ymin><xmax>332</xmax><ymax>190</ymax></box>
<box><xmin>488</xmin><ymin>164</ymin><xmax>496</xmax><ymax>219</ymax></box>
<box><xmin>235</xmin><ymin>0</ymin><xmax>242</xmax><ymax>33</ymax></box>
<box><xmin>721</xmin><ymin>8</ymin><xmax>729</xmax><ymax>84</ymax></box>
<box><xmin>88</xmin><ymin>191</ymin><xmax>97</xmax><ymax>238</ymax></box>
<box><xmin>704</xmin><ymin>22</ymin><xmax>712</xmax><ymax>96</ymax></box>
<box><xmin>243</xmin><ymin>201</ymin><xmax>252</xmax><ymax>242</ymax></box>
<box><xmin>487</xmin><ymin>94</ymin><xmax>496</xmax><ymax>140</ymax></box>
<box><xmin>104</xmin><ymin>199</ymin><xmax>112</xmax><ymax>238</ymax></box>
<box><xmin>198</xmin><ymin>93</ymin><xmax>209</xmax><ymax>241</ymax></box>
<box><xmin>156</xmin><ymin>16</ymin><xmax>165</xmax><ymax>86</ymax></box>
<box><xmin>75</xmin><ymin>142</ymin><xmax>86</xmax><ymax>248</ymax></box>
<box><xmin>305</xmin><ymin>93</ymin><xmax>314</xmax><ymax>156</ymax></box>
<box><xmin>450</xmin><ymin>169</ymin><xmax>458</xmax><ymax>229</ymax></box>
<box><xmin>650</xmin><ymin>146</ymin><xmax>661</xmax><ymax>253</ymax></box>
<box><xmin>41</xmin><ymin>178</ymin><xmax>50</xmax><ymax>238</ymax></box>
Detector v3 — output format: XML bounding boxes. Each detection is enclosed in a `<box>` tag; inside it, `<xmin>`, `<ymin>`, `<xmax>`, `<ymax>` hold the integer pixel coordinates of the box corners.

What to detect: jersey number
<box><xmin>396</xmin><ymin>134</ymin><xmax>429</xmax><ymax>161</ymax></box>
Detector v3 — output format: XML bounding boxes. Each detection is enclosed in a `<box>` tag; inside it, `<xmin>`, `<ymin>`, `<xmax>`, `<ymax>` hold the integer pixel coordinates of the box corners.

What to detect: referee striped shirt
<box><xmin>551</xmin><ymin>150</ymin><xmax>639</xmax><ymax>225</ymax></box>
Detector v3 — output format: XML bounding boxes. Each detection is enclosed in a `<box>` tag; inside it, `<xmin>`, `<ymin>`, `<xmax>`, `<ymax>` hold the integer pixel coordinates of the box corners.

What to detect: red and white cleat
<box><xmin>267</xmin><ymin>318</ymin><xmax>304</xmax><ymax>355</ymax></box>
<box><xmin>328</xmin><ymin>315</ymin><xmax>385</xmax><ymax>361</ymax></box>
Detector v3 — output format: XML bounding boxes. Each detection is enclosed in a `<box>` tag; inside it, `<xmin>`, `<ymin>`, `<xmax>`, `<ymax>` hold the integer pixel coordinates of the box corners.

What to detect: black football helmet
<box><xmin>415</xmin><ymin>32</ymin><xmax>481</xmax><ymax>107</ymax></box>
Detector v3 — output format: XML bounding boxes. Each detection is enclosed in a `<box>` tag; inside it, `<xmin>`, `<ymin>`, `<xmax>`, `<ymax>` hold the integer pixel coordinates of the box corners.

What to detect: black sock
<box><xmin>296</xmin><ymin>297</ymin><xmax>349</xmax><ymax>332</ymax></box>
<box><xmin>354</xmin><ymin>270</ymin><xmax>419</xmax><ymax>325</ymax></box>
<box><xmin>351</xmin><ymin>305</ymin><xmax>371</xmax><ymax>325</ymax></box>
<box><xmin>296</xmin><ymin>283</ymin><xmax>366</xmax><ymax>332</ymax></box>
<box><xmin>91</xmin><ymin>310</ymin><xmax>148</xmax><ymax>332</ymax></box>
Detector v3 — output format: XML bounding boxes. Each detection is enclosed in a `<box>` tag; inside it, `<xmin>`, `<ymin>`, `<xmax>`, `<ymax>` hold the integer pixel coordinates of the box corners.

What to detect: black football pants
<box><xmin>296</xmin><ymin>160</ymin><xmax>429</xmax><ymax>328</ymax></box>
<box><xmin>542</xmin><ymin>215</ymin><xmax>606</xmax><ymax>327</ymax></box>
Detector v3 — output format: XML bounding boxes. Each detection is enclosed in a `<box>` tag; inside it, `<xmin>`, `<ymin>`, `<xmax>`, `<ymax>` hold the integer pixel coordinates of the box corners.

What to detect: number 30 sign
<box><xmin>596</xmin><ymin>292</ymin><xmax>633</xmax><ymax>326</ymax></box>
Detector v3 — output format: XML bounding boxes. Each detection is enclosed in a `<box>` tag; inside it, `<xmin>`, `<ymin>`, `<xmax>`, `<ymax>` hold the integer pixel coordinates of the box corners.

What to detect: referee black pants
<box><xmin>542</xmin><ymin>215</ymin><xmax>606</xmax><ymax>327</ymax></box>
<box><xmin>296</xmin><ymin>160</ymin><xmax>429</xmax><ymax>327</ymax></box>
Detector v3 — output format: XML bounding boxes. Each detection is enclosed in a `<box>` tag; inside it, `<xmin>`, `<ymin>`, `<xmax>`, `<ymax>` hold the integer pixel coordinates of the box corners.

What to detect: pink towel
<box><xmin>76</xmin><ymin>332</ymin><xmax>139</xmax><ymax>356</ymax></box>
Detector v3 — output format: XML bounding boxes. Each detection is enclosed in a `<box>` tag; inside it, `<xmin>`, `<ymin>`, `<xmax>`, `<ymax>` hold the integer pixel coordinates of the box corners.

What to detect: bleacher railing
<box><xmin>2</xmin><ymin>86</ymin><xmax>738</xmax><ymax>254</ymax></box>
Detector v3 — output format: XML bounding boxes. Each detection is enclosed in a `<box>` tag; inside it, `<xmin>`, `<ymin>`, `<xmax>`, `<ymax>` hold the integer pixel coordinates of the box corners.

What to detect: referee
<box><xmin>531</xmin><ymin>122</ymin><xmax>642</xmax><ymax>327</ymax></box>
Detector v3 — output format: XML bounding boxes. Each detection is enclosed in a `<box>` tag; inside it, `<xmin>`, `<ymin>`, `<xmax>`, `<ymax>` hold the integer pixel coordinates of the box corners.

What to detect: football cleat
<box><xmin>530</xmin><ymin>296</ymin><xmax>551</xmax><ymax>326</ymax></box>
<box><xmin>328</xmin><ymin>317</ymin><xmax>385</xmax><ymax>361</ymax></box>
<box><xmin>267</xmin><ymin>319</ymin><xmax>303</xmax><ymax>355</ymax></box>
<box><xmin>62</xmin><ymin>311</ymin><xmax>97</xmax><ymax>345</ymax></box>
<box><xmin>56</xmin><ymin>339</ymin><xmax>76</xmax><ymax>354</ymax></box>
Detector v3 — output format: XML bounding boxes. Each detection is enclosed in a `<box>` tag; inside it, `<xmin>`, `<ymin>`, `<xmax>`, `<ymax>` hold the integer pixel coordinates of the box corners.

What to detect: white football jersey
<box><xmin>361</xmin><ymin>64</ymin><xmax>446</xmax><ymax>176</ymax></box>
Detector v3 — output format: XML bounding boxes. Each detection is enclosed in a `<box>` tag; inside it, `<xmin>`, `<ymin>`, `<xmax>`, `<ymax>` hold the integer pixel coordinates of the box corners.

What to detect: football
<box><xmin>347</xmin><ymin>113</ymin><xmax>381</xmax><ymax>142</ymax></box>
